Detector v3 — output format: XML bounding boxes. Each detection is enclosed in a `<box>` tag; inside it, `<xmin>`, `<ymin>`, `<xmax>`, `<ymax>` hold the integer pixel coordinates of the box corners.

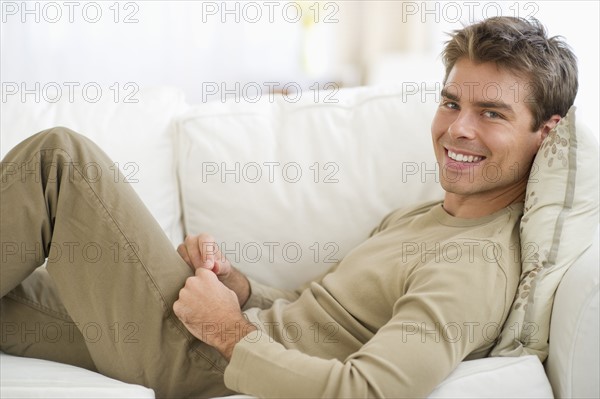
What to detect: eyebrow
<box><xmin>440</xmin><ymin>89</ymin><xmax>515</xmax><ymax>116</ymax></box>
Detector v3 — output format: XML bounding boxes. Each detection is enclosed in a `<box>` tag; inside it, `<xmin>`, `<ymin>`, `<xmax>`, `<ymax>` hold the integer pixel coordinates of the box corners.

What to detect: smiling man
<box><xmin>0</xmin><ymin>17</ymin><xmax>578</xmax><ymax>398</ymax></box>
<box><xmin>432</xmin><ymin>58</ymin><xmax>561</xmax><ymax>218</ymax></box>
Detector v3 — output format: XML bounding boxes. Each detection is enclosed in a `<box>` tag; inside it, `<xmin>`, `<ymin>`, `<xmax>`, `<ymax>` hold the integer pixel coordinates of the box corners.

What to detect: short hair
<box><xmin>441</xmin><ymin>17</ymin><xmax>578</xmax><ymax>131</ymax></box>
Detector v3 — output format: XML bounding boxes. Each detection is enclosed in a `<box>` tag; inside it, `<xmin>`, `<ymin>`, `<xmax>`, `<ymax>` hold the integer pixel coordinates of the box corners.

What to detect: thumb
<box><xmin>195</xmin><ymin>267</ymin><xmax>217</xmax><ymax>281</ymax></box>
<box><xmin>202</xmin><ymin>242</ymin><xmax>216</xmax><ymax>270</ymax></box>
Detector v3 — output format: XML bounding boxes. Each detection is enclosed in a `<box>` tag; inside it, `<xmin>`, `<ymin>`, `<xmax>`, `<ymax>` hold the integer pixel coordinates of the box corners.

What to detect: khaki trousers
<box><xmin>0</xmin><ymin>127</ymin><xmax>233</xmax><ymax>398</ymax></box>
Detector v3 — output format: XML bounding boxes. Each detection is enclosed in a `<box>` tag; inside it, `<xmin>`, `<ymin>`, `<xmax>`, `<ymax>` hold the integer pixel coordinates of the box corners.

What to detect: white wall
<box><xmin>0</xmin><ymin>1</ymin><xmax>308</xmax><ymax>103</ymax></box>
<box><xmin>1</xmin><ymin>1</ymin><xmax>597</xmax><ymax>134</ymax></box>
<box><xmin>365</xmin><ymin>1</ymin><xmax>599</xmax><ymax>137</ymax></box>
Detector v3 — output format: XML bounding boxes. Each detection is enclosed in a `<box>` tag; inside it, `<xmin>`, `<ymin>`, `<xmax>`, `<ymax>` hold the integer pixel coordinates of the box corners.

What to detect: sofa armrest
<box><xmin>546</xmin><ymin>226</ymin><xmax>599</xmax><ymax>398</ymax></box>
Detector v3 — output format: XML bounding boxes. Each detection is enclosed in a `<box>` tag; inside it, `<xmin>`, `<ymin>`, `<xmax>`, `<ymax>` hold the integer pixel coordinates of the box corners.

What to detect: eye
<box><xmin>442</xmin><ymin>100</ymin><xmax>459</xmax><ymax>110</ymax></box>
<box><xmin>483</xmin><ymin>110</ymin><xmax>503</xmax><ymax>119</ymax></box>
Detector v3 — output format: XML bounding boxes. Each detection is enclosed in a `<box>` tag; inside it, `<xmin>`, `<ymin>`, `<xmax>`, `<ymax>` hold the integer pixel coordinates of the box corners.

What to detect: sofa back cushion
<box><xmin>177</xmin><ymin>85</ymin><xmax>444</xmax><ymax>288</ymax></box>
<box><xmin>491</xmin><ymin>108</ymin><xmax>599</xmax><ymax>363</ymax></box>
<box><xmin>1</xmin><ymin>86</ymin><xmax>187</xmax><ymax>245</ymax></box>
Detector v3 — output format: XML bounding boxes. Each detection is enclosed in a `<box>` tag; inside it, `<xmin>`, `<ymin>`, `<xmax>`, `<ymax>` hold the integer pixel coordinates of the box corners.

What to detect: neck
<box><xmin>442</xmin><ymin>184</ymin><xmax>526</xmax><ymax>218</ymax></box>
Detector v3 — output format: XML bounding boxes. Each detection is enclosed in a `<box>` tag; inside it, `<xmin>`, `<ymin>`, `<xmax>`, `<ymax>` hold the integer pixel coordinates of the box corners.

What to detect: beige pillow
<box><xmin>491</xmin><ymin>106</ymin><xmax>599</xmax><ymax>361</ymax></box>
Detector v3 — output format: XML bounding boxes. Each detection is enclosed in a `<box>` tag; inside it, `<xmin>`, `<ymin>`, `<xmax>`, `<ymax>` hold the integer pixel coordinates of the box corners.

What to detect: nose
<box><xmin>447</xmin><ymin>111</ymin><xmax>477</xmax><ymax>140</ymax></box>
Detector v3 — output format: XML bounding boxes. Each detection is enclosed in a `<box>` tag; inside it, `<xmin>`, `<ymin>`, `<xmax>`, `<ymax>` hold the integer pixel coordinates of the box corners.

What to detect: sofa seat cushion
<box><xmin>1</xmin><ymin>351</ymin><xmax>552</xmax><ymax>398</ymax></box>
<box><xmin>429</xmin><ymin>355</ymin><xmax>553</xmax><ymax>398</ymax></box>
<box><xmin>0</xmin><ymin>352</ymin><xmax>154</xmax><ymax>398</ymax></box>
<box><xmin>210</xmin><ymin>355</ymin><xmax>552</xmax><ymax>399</ymax></box>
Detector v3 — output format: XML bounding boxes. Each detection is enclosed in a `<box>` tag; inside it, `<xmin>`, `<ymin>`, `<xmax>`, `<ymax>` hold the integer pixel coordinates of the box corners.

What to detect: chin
<box><xmin>439</xmin><ymin>181</ymin><xmax>481</xmax><ymax>196</ymax></box>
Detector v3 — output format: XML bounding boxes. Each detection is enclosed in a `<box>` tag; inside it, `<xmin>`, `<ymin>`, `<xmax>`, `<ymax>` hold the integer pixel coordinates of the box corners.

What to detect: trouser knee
<box><xmin>2</xmin><ymin>126</ymin><xmax>97</xmax><ymax>163</ymax></box>
<box><xmin>1</xmin><ymin>126</ymin><xmax>110</xmax><ymax>188</ymax></box>
<box><xmin>35</xmin><ymin>126</ymin><xmax>92</xmax><ymax>149</ymax></box>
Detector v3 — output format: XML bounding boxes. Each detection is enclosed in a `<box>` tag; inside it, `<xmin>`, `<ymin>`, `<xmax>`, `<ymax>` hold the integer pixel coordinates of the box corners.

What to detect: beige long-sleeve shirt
<box><xmin>224</xmin><ymin>201</ymin><xmax>523</xmax><ymax>398</ymax></box>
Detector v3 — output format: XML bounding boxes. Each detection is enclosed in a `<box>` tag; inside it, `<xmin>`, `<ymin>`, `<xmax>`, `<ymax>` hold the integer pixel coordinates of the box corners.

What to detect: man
<box><xmin>0</xmin><ymin>16</ymin><xmax>577</xmax><ymax>397</ymax></box>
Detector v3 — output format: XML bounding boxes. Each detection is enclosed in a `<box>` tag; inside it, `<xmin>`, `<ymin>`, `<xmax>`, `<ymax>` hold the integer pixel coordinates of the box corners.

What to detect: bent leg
<box><xmin>0</xmin><ymin>127</ymin><xmax>233</xmax><ymax>397</ymax></box>
<box><xmin>1</xmin><ymin>266</ymin><xmax>96</xmax><ymax>370</ymax></box>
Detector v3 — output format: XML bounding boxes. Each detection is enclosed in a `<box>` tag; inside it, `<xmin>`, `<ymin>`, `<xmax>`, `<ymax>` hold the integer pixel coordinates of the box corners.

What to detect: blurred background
<box><xmin>1</xmin><ymin>0</ymin><xmax>598</xmax><ymax>133</ymax></box>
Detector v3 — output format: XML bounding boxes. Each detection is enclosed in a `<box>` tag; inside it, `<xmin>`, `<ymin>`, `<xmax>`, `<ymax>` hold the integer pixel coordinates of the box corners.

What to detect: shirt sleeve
<box><xmin>241</xmin><ymin>277</ymin><xmax>301</xmax><ymax>310</ymax></box>
<box><xmin>242</xmin><ymin>260</ymin><xmax>345</xmax><ymax>311</ymax></box>
<box><xmin>226</xmin><ymin>249</ymin><xmax>511</xmax><ymax>398</ymax></box>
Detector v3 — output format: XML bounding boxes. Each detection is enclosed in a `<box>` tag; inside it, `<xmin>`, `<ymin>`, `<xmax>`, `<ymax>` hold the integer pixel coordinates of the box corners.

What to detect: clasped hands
<box><xmin>173</xmin><ymin>234</ymin><xmax>257</xmax><ymax>360</ymax></box>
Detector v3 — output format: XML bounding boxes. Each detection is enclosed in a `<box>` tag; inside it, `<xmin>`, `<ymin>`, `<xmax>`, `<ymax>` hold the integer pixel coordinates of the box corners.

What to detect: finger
<box><xmin>213</xmin><ymin>251</ymin><xmax>229</xmax><ymax>275</ymax></box>
<box><xmin>195</xmin><ymin>267</ymin><xmax>218</xmax><ymax>282</ymax></box>
<box><xmin>173</xmin><ymin>298</ymin><xmax>184</xmax><ymax>319</ymax></box>
<box><xmin>212</xmin><ymin>259</ymin><xmax>221</xmax><ymax>275</ymax></box>
<box><xmin>195</xmin><ymin>267</ymin><xmax>209</xmax><ymax>277</ymax></box>
<box><xmin>198</xmin><ymin>234</ymin><xmax>217</xmax><ymax>269</ymax></box>
<box><xmin>208</xmin><ymin>243</ymin><xmax>224</xmax><ymax>273</ymax></box>
<box><xmin>184</xmin><ymin>235</ymin><xmax>204</xmax><ymax>269</ymax></box>
<box><xmin>177</xmin><ymin>244</ymin><xmax>194</xmax><ymax>270</ymax></box>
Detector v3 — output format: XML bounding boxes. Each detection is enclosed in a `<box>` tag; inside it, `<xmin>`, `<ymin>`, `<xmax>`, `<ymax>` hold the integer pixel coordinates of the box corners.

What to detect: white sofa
<box><xmin>1</xmin><ymin>86</ymin><xmax>598</xmax><ymax>398</ymax></box>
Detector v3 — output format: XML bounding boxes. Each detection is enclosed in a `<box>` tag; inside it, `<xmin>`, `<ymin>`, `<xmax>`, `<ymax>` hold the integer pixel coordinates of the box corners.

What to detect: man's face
<box><xmin>431</xmin><ymin>58</ymin><xmax>547</xmax><ymax>201</ymax></box>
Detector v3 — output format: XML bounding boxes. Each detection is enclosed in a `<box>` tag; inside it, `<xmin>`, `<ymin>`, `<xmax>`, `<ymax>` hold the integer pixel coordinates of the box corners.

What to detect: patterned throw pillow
<box><xmin>491</xmin><ymin>106</ymin><xmax>599</xmax><ymax>360</ymax></box>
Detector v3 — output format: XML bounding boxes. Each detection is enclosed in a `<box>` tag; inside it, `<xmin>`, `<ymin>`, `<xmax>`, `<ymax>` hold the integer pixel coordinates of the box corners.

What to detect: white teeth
<box><xmin>448</xmin><ymin>150</ymin><xmax>482</xmax><ymax>163</ymax></box>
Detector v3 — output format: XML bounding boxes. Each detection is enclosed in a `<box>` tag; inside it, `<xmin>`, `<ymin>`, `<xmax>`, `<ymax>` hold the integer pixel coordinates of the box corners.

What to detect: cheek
<box><xmin>517</xmin><ymin>141</ymin><xmax>541</xmax><ymax>170</ymax></box>
<box><xmin>488</xmin><ymin>133</ymin><xmax>536</xmax><ymax>166</ymax></box>
<box><xmin>514</xmin><ymin>131</ymin><xmax>543</xmax><ymax>159</ymax></box>
<box><xmin>430</xmin><ymin>110</ymin><xmax>445</xmax><ymax>140</ymax></box>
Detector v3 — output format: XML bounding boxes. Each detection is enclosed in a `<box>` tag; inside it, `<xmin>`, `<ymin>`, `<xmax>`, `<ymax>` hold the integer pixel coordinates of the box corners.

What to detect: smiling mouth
<box><xmin>446</xmin><ymin>149</ymin><xmax>485</xmax><ymax>163</ymax></box>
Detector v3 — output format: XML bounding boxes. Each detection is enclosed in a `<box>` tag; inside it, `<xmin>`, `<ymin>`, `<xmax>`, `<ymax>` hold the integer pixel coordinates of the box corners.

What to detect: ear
<box><xmin>537</xmin><ymin>114</ymin><xmax>562</xmax><ymax>145</ymax></box>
